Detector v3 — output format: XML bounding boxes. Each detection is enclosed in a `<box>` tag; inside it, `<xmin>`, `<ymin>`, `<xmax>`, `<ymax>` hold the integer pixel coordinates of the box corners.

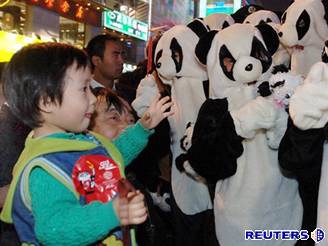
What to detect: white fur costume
<box><xmin>203</xmin><ymin>13</ymin><xmax>235</xmax><ymax>30</ymax></box>
<box><xmin>287</xmin><ymin>61</ymin><xmax>328</xmax><ymax>244</ymax></box>
<box><xmin>195</xmin><ymin>23</ymin><xmax>302</xmax><ymax>245</ymax></box>
<box><xmin>278</xmin><ymin>0</ymin><xmax>328</xmax><ymax>77</ymax></box>
<box><xmin>265</xmin><ymin>69</ymin><xmax>303</xmax><ymax>149</ymax></box>
<box><xmin>155</xmin><ymin>20</ymin><xmax>213</xmax><ymax>215</ymax></box>
<box><xmin>243</xmin><ymin>10</ymin><xmax>291</xmax><ymax>67</ymax></box>
<box><xmin>133</xmin><ymin>19</ymin><xmax>213</xmax><ymax>215</ymax></box>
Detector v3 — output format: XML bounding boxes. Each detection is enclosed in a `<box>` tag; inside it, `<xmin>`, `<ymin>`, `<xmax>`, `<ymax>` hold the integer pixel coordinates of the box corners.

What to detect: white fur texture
<box><xmin>243</xmin><ymin>10</ymin><xmax>280</xmax><ymax>25</ymax></box>
<box><xmin>132</xmin><ymin>74</ymin><xmax>159</xmax><ymax>117</ymax></box>
<box><xmin>154</xmin><ymin>20</ymin><xmax>212</xmax><ymax>214</ymax></box>
<box><xmin>289</xmin><ymin>62</ymin><xmax>328</xmax><ymax>130</ymax></box>
<box><xmin>203</xmin><ymin>13</ymin><xmax>235</xmax><ymax>30</ymax></box>
<box><xmin>265</xmin><ymin>71</ymin><xmax>303</xmax><ymax>149</ymax></box>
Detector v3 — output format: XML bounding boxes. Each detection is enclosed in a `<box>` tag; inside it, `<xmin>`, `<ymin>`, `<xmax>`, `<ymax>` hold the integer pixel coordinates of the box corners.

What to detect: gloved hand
<box><xmin>230</xmin><ymin>96</ymin><xmax>277</xmax><ymax>139</ymax></box>
<box><xmin>132</xmin><ymin>74</ymin><xmax>159</xmax><ymax>117</ymax></box>
<box><xmin>289</xmin><ymin>82</ymin><xmax>328</xmax><ymax>130</ymax></box>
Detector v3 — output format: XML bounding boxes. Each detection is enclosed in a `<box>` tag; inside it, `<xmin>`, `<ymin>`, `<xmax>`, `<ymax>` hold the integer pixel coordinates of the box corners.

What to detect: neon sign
<box><xmin>103</xmin><ymin>10</ymin><xmax>148</xmax><ymax>41</ymax></box>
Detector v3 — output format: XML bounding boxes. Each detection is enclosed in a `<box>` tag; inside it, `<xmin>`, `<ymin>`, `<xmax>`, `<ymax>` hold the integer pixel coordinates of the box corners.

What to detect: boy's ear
<box><xmin>39</xmin><ymin>97</ymin><xmax>56</xmax><ymax>113</ymax></box>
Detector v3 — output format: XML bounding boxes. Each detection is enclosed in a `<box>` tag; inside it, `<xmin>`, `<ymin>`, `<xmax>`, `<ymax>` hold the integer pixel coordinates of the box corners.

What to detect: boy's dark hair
<box><xmin>3</xmin><ymin>42</ymin><xmax>89</xmax><ymax>129</ymax></box>
<box><xmin>85</xmin><ymin>34</ymin><xmax>120</xmax><ymax>70</ymax></box>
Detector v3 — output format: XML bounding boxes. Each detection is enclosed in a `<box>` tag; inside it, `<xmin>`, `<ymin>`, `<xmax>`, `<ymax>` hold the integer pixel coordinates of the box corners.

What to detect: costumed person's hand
<box><xmin>132</xmin><ymin>74</ymin><xmax>160</xmax><ymax>117</ymax></box>
<box><xmin>230</xmin><ymin>96</ymin><xmax>278</xmax><ymax>139</ymax></box>
<box><xmin>140</xmin><ymin>94</ymin><xmax>174</xmax><ymax>130</ymax></box>
<box><xmin>289</xmin><ymin>62</ymin><xmax>328</xmax><ymax>130</ymax></box>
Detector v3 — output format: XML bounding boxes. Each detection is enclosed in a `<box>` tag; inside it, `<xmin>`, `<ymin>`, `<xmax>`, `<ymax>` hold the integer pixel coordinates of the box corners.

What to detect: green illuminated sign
<box><xmin>103</xmin><ymin>10</ymin><xmax>148</xmax><ymax>41</ymax></box>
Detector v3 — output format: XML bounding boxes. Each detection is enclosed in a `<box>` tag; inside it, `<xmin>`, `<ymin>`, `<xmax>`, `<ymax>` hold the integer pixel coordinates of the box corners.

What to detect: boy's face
<box><xmin>93</xmin><ymin>98</ymin><xmax>135</xmax><ymax>140</ymax></box>
<box><xmin>41</xmin><ymin>63</ymin><xmax>96</xmax><ymax>134</ymax></box>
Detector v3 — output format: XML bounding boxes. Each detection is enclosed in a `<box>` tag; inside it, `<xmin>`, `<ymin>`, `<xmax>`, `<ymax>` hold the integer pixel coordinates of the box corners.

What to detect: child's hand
<box><xmin>113</xmin><ymin>190</ymin><xmax>147</xmax><ymax>226</ymax></box>
<box><xmin>140</xmin><ymin>94</ymin><xmax>174</xmax><ymax>129</ymax></box>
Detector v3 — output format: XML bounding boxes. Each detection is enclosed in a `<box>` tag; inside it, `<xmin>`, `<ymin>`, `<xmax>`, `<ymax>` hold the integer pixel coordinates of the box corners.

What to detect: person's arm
<box><xmin>113</xmin><ymin>121</ymin><xmax>154</xmax><ymax>165</ymax></box>
<box><xmin>30</xmin><ymin>167</ymin><xmax>120</xmax><ymax>246</ymax></box>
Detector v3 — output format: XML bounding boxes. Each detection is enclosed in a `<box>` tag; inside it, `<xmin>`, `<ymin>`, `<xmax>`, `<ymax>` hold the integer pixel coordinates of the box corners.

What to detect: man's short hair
<box><xmin>3</xmin><ymin>42</ymin><xmax>90</xmax><ymax>128</ymax></box>
<box><xmin>85</xmin><ymin>34</ymin><xmax>120</xmax><ymax>70</ymax></box>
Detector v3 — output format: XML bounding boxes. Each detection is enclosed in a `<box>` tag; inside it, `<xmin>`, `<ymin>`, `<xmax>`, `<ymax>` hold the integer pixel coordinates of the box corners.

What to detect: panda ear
<box><xmin>195</xmin><ymin>30</ymin><xmax>218</xmax><ymax>65</ymax></box>
<box><xmin>187</xmin><ymin>19</ymin><xmax>209</xmax><ymax>38</ymax></box>
<box><xmin>256</xmin><ymin>23</ymin><xmax>279</xmax><ymax>56</ymax></box>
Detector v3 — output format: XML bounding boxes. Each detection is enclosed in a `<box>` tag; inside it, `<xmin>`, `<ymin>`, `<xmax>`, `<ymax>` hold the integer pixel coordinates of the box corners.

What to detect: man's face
<box><xmin>97</xmin><ymin>40</ymin><xmax>124</xmax><ymax>82</ymax></box>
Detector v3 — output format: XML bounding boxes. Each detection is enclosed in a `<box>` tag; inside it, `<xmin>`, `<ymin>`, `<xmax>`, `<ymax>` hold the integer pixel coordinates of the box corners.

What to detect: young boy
<box><xmin>0</xmin><ymin>42</ymin><xmax>173</xmax><ymax>245</ymax></box>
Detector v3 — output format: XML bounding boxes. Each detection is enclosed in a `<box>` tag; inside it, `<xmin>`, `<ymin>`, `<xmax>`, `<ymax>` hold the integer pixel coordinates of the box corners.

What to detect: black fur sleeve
<box><xmin>278</xmin><ymin>118</ymin><xmax>325</xmax><ymax>233</ymax></box>
<box><xmin>278</xmin><ymin>117</ymin><xmax>325</xmax><ymax>179</ymax></box>
<box><xmin>183</xmin><ymin>98</ymin><xmax>243</xmax><ymax>185</ymax></box>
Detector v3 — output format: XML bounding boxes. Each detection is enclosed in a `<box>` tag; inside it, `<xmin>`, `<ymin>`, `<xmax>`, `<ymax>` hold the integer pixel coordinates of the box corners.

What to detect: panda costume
<box><xmin>279</xmin><ymin>48</ymin><xmax>328</xmax><ymax>245</ymax></box>
<box><xmin>278</xmin><ymin>0</ymin><xmax>328</xmax><ymax>77</ymax></box>
<box><xmin>133</xmin><ymin>19</ymin><xmax>219</xmax><ymax>245</ymax></box>
<box><xmin>243</xmin><ymin>10</ymin><xmax>291</xmax><ymax>67</ymax></box>
<box><xmin>182</xmin><ymin>23</ymin><xmax>303</xmax><ymax>245</ymax></box>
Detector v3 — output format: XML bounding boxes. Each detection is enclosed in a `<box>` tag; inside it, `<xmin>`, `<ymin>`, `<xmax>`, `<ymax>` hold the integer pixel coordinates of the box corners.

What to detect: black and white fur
<box><xmin>278</xmin><ymin>0</ymin><xmax>328</xmax><ymax>76</ymax></box>
<box><xmin>154</xmin><ymin>18</ymin><xmax>213</xmax><ymax>216</ymax></box>
<box><xmin>186</xmin><ymin>23</ymin><xmax>303</xmax><ymax>245</ymax></box>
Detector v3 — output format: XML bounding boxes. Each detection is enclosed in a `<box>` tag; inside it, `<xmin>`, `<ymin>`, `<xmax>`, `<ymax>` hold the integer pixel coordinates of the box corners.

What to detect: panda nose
<box><xmin>156</xmin><ymin>62</ymin><xmax>161</xmax><ymax>69</ymax></box>
<box><xmin>245</xmin><ymin>64</ymin><xmax>253</xmax><ymax>71</ymax></box>
<box><xmin>278</xmin><ymin>32</ymin><xmax>283</xmax><ymax>37</ymax></box>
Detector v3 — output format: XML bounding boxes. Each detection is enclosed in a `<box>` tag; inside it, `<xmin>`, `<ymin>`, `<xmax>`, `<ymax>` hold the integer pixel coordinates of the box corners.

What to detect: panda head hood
<box><xmin>243</xmin><ymin>10</ymin><xmax>280</xmax><ymax>25</ymax></box>
<box><xmin>278</xmin><ymin>0</ymin><xmax>328</xmax><ymax>48</ymax></box>
<box><xmin>231</xmin><ymin>4</ymin><xmax>264</xmax><ymax>23</ymax></box>
<box><xmin>195</xmin><ymin>23</ymin><xmax>279</xmax><ymax>99</ymax></box>
<box><xmin>203</xmin><ymin>13</ymin><xmax>235</xmax><ymax>30</ymax></box>
<box><xmin>154</xmin><ymin>19</ymin><xmax>209</xmax><ymax>83</ymax></box>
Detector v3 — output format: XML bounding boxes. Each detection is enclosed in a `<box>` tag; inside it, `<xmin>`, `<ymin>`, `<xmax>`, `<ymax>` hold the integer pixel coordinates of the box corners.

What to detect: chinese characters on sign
<box><xmin>26</xmin><ymin>0</ymin><xmax>101</xmax><ymax>26</ymax></box>
<box><xmin>103</xmin><ymin>10</ymin><xmax>148</xmax><ymax>41</ymax></box>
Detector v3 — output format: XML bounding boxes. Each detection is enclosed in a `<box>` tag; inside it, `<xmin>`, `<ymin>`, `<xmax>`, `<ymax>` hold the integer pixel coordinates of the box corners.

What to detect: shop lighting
<box><xmin>0</xmin><ymin>0</ymin><xmax>10</xmax><ymax>7</ymax></box>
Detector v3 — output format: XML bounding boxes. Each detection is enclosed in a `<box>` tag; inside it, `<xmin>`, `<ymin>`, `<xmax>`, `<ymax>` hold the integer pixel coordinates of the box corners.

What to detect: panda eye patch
<box><xmin>250</xmin><ymin>36</ymin><xmax>272</xmax><ymax>73</ymax></box>
<box><xmin>170</xmin><ymin>38</ymin><xmax>183</xmax><ymax>73</ymax></box>
<box><xmin>296</xmin><ymin>10</ymin><xmax>310</xmax><ymax>40</ymax></box>
<box><xmin>155</xmin><ymin>49</ymin><xmax>163</xmax><ymax>65</ymax></box>
<box><xmin>298</xmin><ymin>20</ymin><xmax>305</xmax><ymax>28</ymax></box>
<box><xmin>219</xmin><ymin>45</ymin><xmax>236</xmax><ymax>81</ymax></box>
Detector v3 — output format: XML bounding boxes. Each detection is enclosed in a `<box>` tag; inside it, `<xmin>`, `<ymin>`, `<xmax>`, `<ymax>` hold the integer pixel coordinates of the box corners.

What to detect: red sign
<box><xmin>26</xmin><ymin>0</ymin><xmax>101</xmax><ymax>26</ymax></box>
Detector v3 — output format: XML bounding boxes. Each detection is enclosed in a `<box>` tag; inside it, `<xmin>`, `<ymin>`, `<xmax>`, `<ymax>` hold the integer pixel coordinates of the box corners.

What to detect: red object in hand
<box><xmin>72</xmin><ymin>155</ymin><xmax>122</xmax><ymax>204</ymax></box>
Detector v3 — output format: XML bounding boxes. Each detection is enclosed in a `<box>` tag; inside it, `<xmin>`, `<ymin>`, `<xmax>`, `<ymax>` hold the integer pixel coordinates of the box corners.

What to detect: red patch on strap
<box><xmin>72</xmin><ymin>155</ymin><xmax>122</xmax><ymax>203</ymax></box>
